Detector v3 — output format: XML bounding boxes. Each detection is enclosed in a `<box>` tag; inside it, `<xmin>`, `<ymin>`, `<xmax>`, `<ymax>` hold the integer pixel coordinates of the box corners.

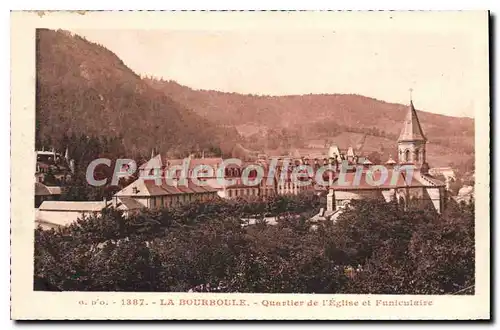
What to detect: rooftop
<box><xmin>38</xmin><ymin>200</ymin><xmax>109</xmax><ymax>212</ymax></box>
<box><xmin>35</xmin><ymin>183</ymin><xmax>62</xmax><ymax>196</ymax></box>
<box><xmin>114</xmin><ymin>178</ymin><xmax>219</xmax><ymax>197</ymax></box>
<box><xmin>329</xmin><ymin>167</ymin><xmax>445</xmax><ymax>191</ymax></box>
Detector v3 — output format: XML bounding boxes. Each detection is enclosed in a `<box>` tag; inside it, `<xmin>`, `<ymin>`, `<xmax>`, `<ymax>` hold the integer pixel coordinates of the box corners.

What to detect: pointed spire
<box><xmin>151</xmin><ymin>148</ymin><xmax>155</xmax><ymax>160</ymax></box>
<box><xmin>398</xmin><ymin>96</ymin><xmax>426</xmax><ymax>142</ymax></box>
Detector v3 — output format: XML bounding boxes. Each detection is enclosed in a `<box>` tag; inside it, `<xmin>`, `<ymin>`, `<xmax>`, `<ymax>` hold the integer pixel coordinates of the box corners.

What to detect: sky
<box><xmin>71</xmin><ymin>14</ymin><xmax>487</xmax><ymax>118</ymax></box>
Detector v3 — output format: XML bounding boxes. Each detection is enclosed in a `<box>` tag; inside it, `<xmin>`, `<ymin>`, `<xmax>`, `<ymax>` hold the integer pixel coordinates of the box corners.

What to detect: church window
<box><xmin>404</xmin><ymin>149</ymin><xmax>410</xmax><ymax>162</ymax></box>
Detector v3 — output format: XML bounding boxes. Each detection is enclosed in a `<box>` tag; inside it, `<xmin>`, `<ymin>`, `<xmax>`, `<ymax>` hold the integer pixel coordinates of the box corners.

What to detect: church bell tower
<box><xmin>397</xmin><ymin>94</ymin><xmax>428</xmax><ymax>170</ymax></box>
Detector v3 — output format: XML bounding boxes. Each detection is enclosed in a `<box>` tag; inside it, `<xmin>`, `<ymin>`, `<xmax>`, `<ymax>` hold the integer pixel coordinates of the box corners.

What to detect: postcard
<box><xmin>10</xmin><ymin>10</ymin><xmax>490</xmax><ymax>320</ymax></box>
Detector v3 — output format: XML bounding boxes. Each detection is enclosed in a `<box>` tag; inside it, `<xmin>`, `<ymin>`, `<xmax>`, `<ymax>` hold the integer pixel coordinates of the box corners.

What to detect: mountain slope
<box><xmin>36</xmin><ymin>29</ymin><xmax>236</xmax><ymax>158</ymax></box>
<box><xmin>147</xmin><ymin>79</ymin><xmax>474</xmax><ymax>135</ymax></box>
<box><xmin>147</xmin><ymin>79</ymin><xmax>475</xmax><ymax>167</ymax></box>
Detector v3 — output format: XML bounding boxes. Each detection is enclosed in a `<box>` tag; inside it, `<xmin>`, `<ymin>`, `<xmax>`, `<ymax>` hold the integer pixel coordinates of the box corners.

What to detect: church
<box><xmin>326</xmin><ymin>98</ymin><xmax>447</xmax><ymax>215</ymax></box>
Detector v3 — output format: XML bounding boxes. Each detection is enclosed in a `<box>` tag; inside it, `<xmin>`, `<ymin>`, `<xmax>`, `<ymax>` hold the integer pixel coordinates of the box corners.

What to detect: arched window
<box><xmin>404</xmin><ymin>149</ymin><xmax>410</xmax><ymax>162</ymax></box>
<box><xmin>415</xmin><ymin>149</ymin><xmax>420</xmax><ymax>162</ymax></box>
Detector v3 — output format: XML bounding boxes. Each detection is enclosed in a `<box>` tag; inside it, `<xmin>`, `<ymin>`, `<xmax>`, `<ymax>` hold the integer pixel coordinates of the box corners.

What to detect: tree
<box><xmin>34</xmin><ymin>197</ymin><xmax>475</xmax><ymax>294</ymax></box>
<box><xmin>339</xmin><ymin>199</ymin><xmax>475</xmax><ymax>294</ymax></box>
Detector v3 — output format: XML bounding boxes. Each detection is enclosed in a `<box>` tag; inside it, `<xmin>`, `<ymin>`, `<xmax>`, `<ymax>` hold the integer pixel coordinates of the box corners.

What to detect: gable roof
<box><xmin>138</xmin><ymin>154</ymin><xmax>163</xmax><ymax>170</ymax></box>
<box><xmin>116</xmin><ymin>197</ymin><xmax>145</xmax><ymax>210</ymax></box>
<box><xmin>398</xmin><ymin>100</ymin><xmax>427</xmax><ymax>142</ymax></box>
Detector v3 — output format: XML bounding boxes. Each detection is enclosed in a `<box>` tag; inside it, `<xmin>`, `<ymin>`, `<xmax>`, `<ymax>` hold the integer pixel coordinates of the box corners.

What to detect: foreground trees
<box><xmin>34</xmin><ymin>195</ymin><xmax>474</xmax><ymax>294</ymax></box>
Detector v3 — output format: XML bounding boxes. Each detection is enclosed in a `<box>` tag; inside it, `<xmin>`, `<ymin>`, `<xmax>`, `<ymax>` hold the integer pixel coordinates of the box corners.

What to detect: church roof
<box><xmin>398</xmin><ymin>100</ymin><xmax>427</xmax><ymax>142</ymax></box>
<box><xmin>329</xmin><ymin>167</ymin><xmax>445</xmax><ymax>191</ymax></box>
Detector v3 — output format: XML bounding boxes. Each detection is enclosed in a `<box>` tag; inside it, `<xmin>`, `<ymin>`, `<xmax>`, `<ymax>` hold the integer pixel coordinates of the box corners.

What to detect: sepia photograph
<box><xmin>10</xmin><ymin>10</ymin><xmax>490</xmax><ymax>320</ymax></box>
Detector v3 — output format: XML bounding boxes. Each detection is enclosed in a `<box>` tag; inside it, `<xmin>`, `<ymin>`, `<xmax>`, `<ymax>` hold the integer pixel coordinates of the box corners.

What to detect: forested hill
<box><xmin>35</xmin><ymin>28</ymin><xmax>474</xmax><ymax>166</ymax></box>
<box><xmin>146</xmin><ymin>79</ymin><xmax>475</xmax><ymax>157</ymax></box>
<box><xmin>36</xmin><ymin>29</ymin><xmax>238</xmax><ymax>158</ymax></box>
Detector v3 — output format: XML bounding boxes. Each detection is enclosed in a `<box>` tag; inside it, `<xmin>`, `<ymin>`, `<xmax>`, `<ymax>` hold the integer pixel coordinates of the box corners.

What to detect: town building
<box><xmin>124</xmin><ymin>99</ymin><xmax>446</xmax><ymax>211</ymax></box>
<box><xmin>271</xmin><ymin>158</ymin><xmax>317</xmax><ymax>195</ymax></box>
<box><xmin>326</xmin><ymin>98</ymin><xmax>446</xmax><ymax>215</ymax></box>
<box><xmin>204</xmin><ymin>161</ymin><xmax>270</xmax><ymax>199</ymax></box>
<box><xmin>35</xmin><ymin>200</ymin><xmax>110</xmax><ymax>230</ymax></box>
